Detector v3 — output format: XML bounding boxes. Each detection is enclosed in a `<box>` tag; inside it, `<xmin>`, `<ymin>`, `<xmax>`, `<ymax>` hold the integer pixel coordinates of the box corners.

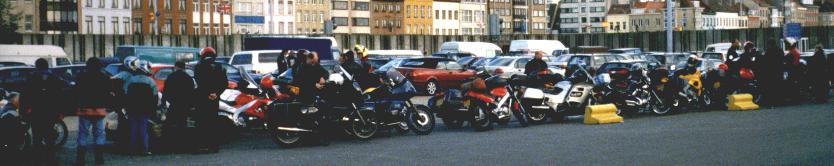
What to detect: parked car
<box><xmin>608</xmin><ymin>48</ymin><xmax>643</xmax><ymax>55</ymax></box>
<box><xmin>594</xmin><ymin>60</ymin><xmax>654</xmax><ymax>86</ymax></box>
<box><xmin>438</xmin><ymin>42</ymin><xmax>502</xmax><ymax>58</ymax></box>
<box><xmin>565</xmin><ymin>54</ymin><xmax>629</xmax><ymax>76</ymax></box>
<box><xmin>215</xmin><ymin>57</ymin><xmax>232</xmax><ymax>64</ymax></box>
<box><xmin>367</xmin><ymin>58</ymin><xmax>392</xmax><ymax>70</ymax></box>
<box><xmin>0</xmin><ymin>62</ymin><xmax>27</xmax><ymax>68</ymax></box>
<box><xmin>395</xmin><ymin>57</ymin><xmax>475</xmax><ymax>95</ymax></box>
<box><xmin>51</xmin><ymin>64</ymin><xmax>87</xmax><ymax>86</ymax></box>
<box><xmin>230</xmin><ymin>50</ymin><xmax>284</xmax><ymax>74</ymax></box>
<box><xmin>509</xmin><ymin>40</ymin><xmax>569</xmax><ymax>56</ymax></box>
<box><xmin>704</xmin><ymin>43</ymin><xmax>741</xmax><ymax>62</ymax></box>
<box><xmin>648</xmin><ymin>52</ymin><xmax>690</xmax><ymax>69</ymax></box>
<box><xmin>482</xmin><ymin>56</ymin><xmax>554</xmax><ymax>79</ymax></box>
<box><xmin>0</xmin><ymin>66</ymin><xmax>36</xmax><ymax>93</ymax></box>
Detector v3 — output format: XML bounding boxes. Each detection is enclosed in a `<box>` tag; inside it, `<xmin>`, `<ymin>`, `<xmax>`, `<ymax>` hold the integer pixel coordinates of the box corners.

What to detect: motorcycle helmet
<box><xmin>686</xmin><ymin>55</ymin><xmax>701</xmax><ymax>68</ymax></box>
<box><xmin>200</xmin><ymin>47</ymin><xmax>217</xmax><ymax>61</ymax></box>
<box><xmin>134</xmin><ymin>59</ymin><xmax>151</xmax><ymax>75</ymax></box>
<box><xmin>260</xmin><ymin>76</ymin><xmax>274</xmax><ymax>89</ymax></box>
<box><xmin>123</xmin><ymin>56</ymin><xmax>139</xmax><ymax>71</ymax></box>
<box><xmin>630</xmin><ymin>64</ymin><xmax>646</xmax><ymax>76</ymax></box>
<box><xmin>353</xmin><ymin>45</ymin><xmax>367</xmax><ymax>59</ymax></box>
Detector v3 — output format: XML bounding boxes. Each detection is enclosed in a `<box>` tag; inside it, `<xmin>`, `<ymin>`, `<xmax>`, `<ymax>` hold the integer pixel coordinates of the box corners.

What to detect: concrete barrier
<box><xmin>583</xmin><ymin>104</ymin><xmax>624</xmax><ymax>124</ymax></box>
<box><xmin>726</xmin><ymin>93</ymin><xmax>759</xmax><ymax>111</ymax></box>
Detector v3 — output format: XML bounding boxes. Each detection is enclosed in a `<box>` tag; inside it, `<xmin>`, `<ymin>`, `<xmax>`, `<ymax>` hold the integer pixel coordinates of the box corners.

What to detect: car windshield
<box><xmin>552</xmin><ymin>55</ymin><xmax>571</xmax><ymax>63</ymax></box>
<box><xmin>369</xmin><ymin>59</ymin><xmax>390</xmax><ymax>69</ymax></box>
<box><xmin>486</xmin><ymin>58</ymin><xmax>514</xmax><ymax>66</ymax></box>
<box><xmin>377</xmin><ymin>59</ymin><xmax>404</xmax><ymax>71</ymax></box>
<box><xmin>457</xmin><ymin>57</ymin><xmax>475</xmax><ymax>66</ymax></box>
<box><xmin>258</xmin><ymin>53</ymin><xmax>281</xmax><ymax>63</ymax></box>
<box><xmin>702</xmin><ymin>53</ymin><xmax>722</xmax><ymax>60</ymax></box>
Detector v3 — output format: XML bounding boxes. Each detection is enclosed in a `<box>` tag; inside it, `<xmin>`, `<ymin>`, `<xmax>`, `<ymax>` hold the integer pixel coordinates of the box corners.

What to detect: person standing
<box><xmin>784</xmin><ymin>38</ymin><xmax>802</xmax><ymax>104</ymax></box>
<box><xmin>726</xmin><ymin>40</ymin><xmax>741</xmax><ymax>64</ymax></box>
<box><xmin>756</xmin><ymin>40</ymin><xmax>786</xmax><ymax>107</ymax></box>
<box><xmin>193</xmin><ymin>47</ymin><xmax>228</xmax><ymax>154</ymax></box>
<box><xmin>124</xmin><ymin>60</ymin><xmax>158</xmax><ymax>155</ymax></box>
<box><xmin>74</xmin><ymin>57</ymin><xmax>113</xmax><ymax>165</ymax></box>
<box><xmin>161</xmin><ymin>61</ymin><xmax>195</xmax><ymax>152</ymax></box>
<box><xmin>277</xmin><ymin>49</ymin><xmax>290</xmax><ymax>74</ymax></box>
<box><xmin>20</xmin><ymin>58</ymin><xmax>66</xmax><ymax>165</ymax></box>
<box><xmin>807</xmin><ymin>46</ymin><xmax>830</xmax><ymax>103</ymax></box>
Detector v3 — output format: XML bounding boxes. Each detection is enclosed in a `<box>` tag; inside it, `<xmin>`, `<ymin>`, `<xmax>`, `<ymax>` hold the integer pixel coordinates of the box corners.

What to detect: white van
<box><xmin>229</xmin><ymin>50</ymin><xmax>284</xmax><ymax>74</ymax></box>
<box><xmin>438</xmin><ymin>42</ymin><xmax>502</xmax><ymax>58</ymax></box>
<box><xmin>704</xmin><ymin>43</ymin><xmax>742</xmax><ymax>61</ymax></box>
<box><xmin>509</xmin><ymin>40</ymin><xmax>569</xmax><ymax>56</ymax></box>
<box><xmin>0</xmin><ymin>44</ymin><xmax>72</xmax><ymax>67</ymax></box>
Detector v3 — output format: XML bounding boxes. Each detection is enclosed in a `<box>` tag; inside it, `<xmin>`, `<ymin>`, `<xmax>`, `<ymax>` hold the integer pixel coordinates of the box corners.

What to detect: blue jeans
<box><xmin>77</xmin><ymin>116</ymin><xmax>105</xmax><ymax>147</ymax></box>
<box><xmin>128</xmin><ymin>115</ymin><xmax>149</xmax><ymax>153</ymax></box>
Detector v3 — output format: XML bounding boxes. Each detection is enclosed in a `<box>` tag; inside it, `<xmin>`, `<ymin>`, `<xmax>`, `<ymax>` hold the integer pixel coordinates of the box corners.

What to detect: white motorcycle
<box><xmin>520</xmin><ymin>62</ymin><xmax>597</xmax><ymax>122</ymax></box>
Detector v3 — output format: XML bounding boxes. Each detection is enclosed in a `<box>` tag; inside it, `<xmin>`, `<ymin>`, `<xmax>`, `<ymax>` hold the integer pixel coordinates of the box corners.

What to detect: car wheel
<box><xmin>426</xmin><ymin>80</ymin><xmax>439</xmax><ymax>95</ymax></box>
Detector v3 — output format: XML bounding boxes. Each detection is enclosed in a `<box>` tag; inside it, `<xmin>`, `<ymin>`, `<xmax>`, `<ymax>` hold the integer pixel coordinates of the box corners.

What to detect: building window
<box><xmin>112</xmin><ymin>0</ymin><xmax>118</xmax><ymax>8</ymax></box>
<box><xmin>193</xmin><ymin>24</ymin><xmax>200</xmax><ymax>35</ymax></box>
<box><xmin>179</xmin><ymin>0</ymin><xmax>185</xmax><ymax>10</ymax></box>
<box><xmin>133</xmin><ymin>18</ymin><xmax>141</xmax><ymax>33</ymax></box>
<box><xmin>23</xmin><ymin>15</ymin><xmax>33</xmax><ymax>32</ymax></box>
<box><xmin>112</xmin><ymin>17</ymin><xmax>119</xmax><ymax>34</ymax></box>
<box><xmin>85</xmin><ymin>16</ymin><xmax>93</xmax><ymax>33</ymax></box>
<box><xmin>99</xmin><ymin>0</ymin><xmax>105</xmax><ymax>7</ymax></box>
<box><xmin>179</xmin><ymin>19</ymin><xmax>186</xmax><ymax>34</ymax></box>
<box><xmin>353</xmin><ymin>2</ymin><xmax>368</xmax><ymax>10</ymax></box>
<box><xmin>124</xmin><ymin>0</ymin><xmax>129</xmax><ymax>8</ymax></box>
<box><xmin>123</xmin><ymin>17</ymin><xmax>130</xmax><ymax>34</ymax></box>
<box><xmin>333</xmin><ymin>17</ymin><xmax>348</xmax><ymax>26</ymax></box>
<box><xmin>86</xmin><ymin>0</ymin><xmax>92</xmax><ymax>7</ymax></box>
<box><xmin>319</xmin><ymin>11</ymin><xmax>324</xmax><ymax>23</ymax></box>
<box><xmin>163</xmin><ymin>19</ymin><xmax>172</xmax><ymax>34</ymax></box>
<box><xmin>98</xmin><ymin>16</ymin><xmax>105</xmax><ymax>34</ymax></box>
<box><xmin>333</xmin><ymin>1</ymin><xmax>347</xmax><ymax>10</ymax></box>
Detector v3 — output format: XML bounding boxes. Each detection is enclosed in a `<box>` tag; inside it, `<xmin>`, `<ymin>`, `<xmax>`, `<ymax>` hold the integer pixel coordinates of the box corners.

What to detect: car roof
<box><xmin>0</xmin><ymin>66</ymin><xmax>36</xmax><ymax>70</ymax></box>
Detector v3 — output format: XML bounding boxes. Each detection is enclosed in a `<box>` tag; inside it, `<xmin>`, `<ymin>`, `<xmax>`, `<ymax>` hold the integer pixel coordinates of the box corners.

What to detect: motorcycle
<box><xmin>430</xmin><ymin>70</ymin><xmax>528</xmax><ymax>131</ymax></box>
<box><xmin>600</xmin><ymin>68</ymin><xmax>671</xmax><ymax>115</ymax></box>
<box><xmin>667</xmin><ymin>66</ymin><xmax>714</xmax><ymax>111</ymax></box>
<box><xmin>217</xmin><ymin>66</ymin><xmax>275</xmax><ymax>130</ymax></box>
<box><xmin>520</xmin><ymin>61</ymin><xmax>597</xmax><ymax>122</ymax></box>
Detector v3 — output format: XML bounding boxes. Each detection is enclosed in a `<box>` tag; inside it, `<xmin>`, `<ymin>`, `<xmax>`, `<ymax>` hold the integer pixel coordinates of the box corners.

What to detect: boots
<box><xmin>94</xmin><ymin>145</ymin><xmax>105</xmax><ymax>165</ymax></box>
<box><xmin>75</xmin><ymin>147</ymin><xmax>86</xmax><ymax>166</ymax></box>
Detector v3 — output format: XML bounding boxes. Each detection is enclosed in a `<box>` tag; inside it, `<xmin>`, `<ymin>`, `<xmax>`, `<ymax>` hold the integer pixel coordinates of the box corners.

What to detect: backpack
<box><xmin>127</xmin><ymin>83</ymin><xmax>157</xmax><ymax>116</ymax></box>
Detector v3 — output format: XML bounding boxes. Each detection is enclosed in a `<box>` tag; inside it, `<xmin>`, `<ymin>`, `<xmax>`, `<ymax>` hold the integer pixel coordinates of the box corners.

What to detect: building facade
<box><xmin>233</xmin><ymin>0</ymin><xmax>266</xmax><ymax>34</ymax></box>
<box><xmin>265</xmin><ymin>0</ymin><xmax>295</xmax><ymax>34</ymax></box>
<box><xmin>41</xmin><ymin>0</ymin><xmax>80</xmax><ymax>33</ymax></box>
<box><xmin>460</xmin><ymin>0</ymin><xmax>487</xmax><ymax>35</ymax></box>
<box><xmin>371</xmin><ymin>0</ymin><xmax>404</xmax><ymax>35</ymax></box>
<box><xmin>432</xmin><ymin>0</ymin><xmax>460</xmax><ymax>35</ymax></box>
<box><xmin>79</xmin><ymin>0</ymin><xmax>132</xmax><ymax>34</ymax></box>
<box><xmin>489</xmin><ymin>0</ymin><xmax>513</xmax><ymax>34</ymax></box>
<box><xmin>332</xmin><ymin>0</ymin><xmax>371</xmax><ymax>34</ymax></box>
<box><xmin>9</xmin><ymin>0</ymin><xmax>42</xmax><ymax>33</ymax></box>
<box><xmin>131</xmin><ymin>0</ymin><xmax>194</xmax><ymax>35</ymax></box>
<box><xmin>558</xmin><ymin>0</ymin><xmax>610</xmax><ymax>34</ymax></box>
<box><xmin>605</xmin><ymin>4</ymin><xmax>630</xmax><ymax>33</ymax></box>
<box><xmin>403</xmin><ymin>0</ymin><xmax>432</xmax><ymax>34</ymax></box>
<box><xmin>528</xmin><ymin>0</ymin><xmax>548</xmax><ymax>34</ymax></box>
<box><xmin>294</xmin><ymin>0</ymin><xmax>330</xmax><ymax>34</ymax></box>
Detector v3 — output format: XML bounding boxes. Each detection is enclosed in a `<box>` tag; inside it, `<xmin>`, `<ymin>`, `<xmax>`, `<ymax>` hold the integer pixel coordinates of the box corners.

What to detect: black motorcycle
<box><xmin>601</xmin><ymin>68</ymin><xmax>670</xmax><ymax>115</ymax></box>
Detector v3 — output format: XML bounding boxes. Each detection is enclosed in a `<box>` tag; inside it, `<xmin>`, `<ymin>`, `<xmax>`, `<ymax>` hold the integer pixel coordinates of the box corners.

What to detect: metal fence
<box><xmin>18</xmin><ymin>27</ymin><xmax>834</xmax><ymax>62</ymax></box>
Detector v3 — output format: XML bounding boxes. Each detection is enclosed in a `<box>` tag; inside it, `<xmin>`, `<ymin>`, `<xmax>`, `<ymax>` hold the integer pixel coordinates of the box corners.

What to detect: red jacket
<box><xmin>788</xmin><ymin>48</ymin><xmax>801</xmax><ymax>66</ymax></box>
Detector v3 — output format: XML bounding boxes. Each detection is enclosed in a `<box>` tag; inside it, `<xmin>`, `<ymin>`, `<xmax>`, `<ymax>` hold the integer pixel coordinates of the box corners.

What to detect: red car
<box><xmin>395</xmin><ymin>57</ymin><xmax>475</xmax><ymax>95</ymax></box>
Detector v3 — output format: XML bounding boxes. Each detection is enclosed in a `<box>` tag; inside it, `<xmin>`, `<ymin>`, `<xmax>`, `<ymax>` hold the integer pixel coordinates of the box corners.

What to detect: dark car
<box><xmin>0</xmin><ymin>66</ymin><xmax>37</xmax><ymax>93</ymax></box>
<box><xmin>51</xmin><ymin>64</ymin><xmax>87</xmax><ymax>86</ymax></box>
<box><xmin>566</xmin><ymin>54</ymin><xmax>628</xmax><ymax>76</ymax></box>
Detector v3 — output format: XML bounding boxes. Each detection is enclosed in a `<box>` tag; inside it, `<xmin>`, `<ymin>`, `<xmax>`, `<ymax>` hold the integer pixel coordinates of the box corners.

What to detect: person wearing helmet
<box><xmin>193</xmin><ymin>47</ymin><xmax>228</xmax><ymax>154</ymax></box>
<box><xmin>123</xmin><ymin>59</ymin><xmax>158</xmax><ymax>155</ymax></box>
<box><xmin>20</xmin><ymin>58</ymin><xmax>66</xmax><ymax>165</ymax></box>
<box><xmin>74</xmin><ymin>57</ymin><xmax>114</xmax><ymax>164</ymax></box>
<box><xmin>161</xmin><ymin>61</ymin><xmax>195</xmax><ymax>151</ymax></box>
<box><xmin>784</xmin><ymin>38</ymin><xmax>803</xmax><ymax>104</ymax></box>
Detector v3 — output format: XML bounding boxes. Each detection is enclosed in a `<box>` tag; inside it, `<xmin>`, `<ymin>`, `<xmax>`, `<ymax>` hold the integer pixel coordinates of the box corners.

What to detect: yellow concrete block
<box><xmin>726</xmin><ymin>93</ymin><xmax>759</xmax><ymax>111</ymax></box>
<box><xmin>584</xmin><ymin>104</ymin><xmax>624</xmax><ymax>124</ymax></box>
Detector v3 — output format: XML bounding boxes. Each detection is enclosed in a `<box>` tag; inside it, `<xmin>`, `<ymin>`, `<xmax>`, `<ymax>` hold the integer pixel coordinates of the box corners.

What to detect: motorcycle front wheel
<box><xmin>350</xmin><ymin>112</ymin><xmax>378</xmax><ymax>140</ymax></box>
<box><xmin>651</xmin><ymin>93</ymin><xmax>675</xmax><ymax>115</ymax></box>
<box><xmin>407</xmin><ymin>105</ymin><xmax>435</xmax><ymax>135</ymax></box>
<box><xmin>470</xmin><ymin>106</ymin><xmax>493</xmax><ymax>131</ymax></box>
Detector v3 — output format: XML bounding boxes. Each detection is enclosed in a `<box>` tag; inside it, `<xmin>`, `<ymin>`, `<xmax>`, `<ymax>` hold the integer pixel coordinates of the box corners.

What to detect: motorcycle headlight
<box><xmin>301</xmin><ymin>107</ymin><xmax>319</xmax><ymax>114</ymax></box>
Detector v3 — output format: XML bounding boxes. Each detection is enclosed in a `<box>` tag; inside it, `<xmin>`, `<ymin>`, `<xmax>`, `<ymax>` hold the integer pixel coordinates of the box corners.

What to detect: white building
<box><xmin>459</xmin><ymin>0</ymin><xmax>487</xmax><ymax>35</ymax></box>
<box><xmin>331</xmin><ymin>0</ymin><xmax>371</xmax><ymax>34</ymax></box>
<box><xmin>79</xmin><ymin>0</ymin><xmax>132</xmax><ymax>34</ymax></box>
<box><xmin>432</xmin><ymin>0</ymin><xmax>460</xmax><ymax>35</ymax></box>
<box><xmin>265</xmin><ymin>0</ymin><xmax>296</xmax><ymax>34</ymax></box>
<box><xmin>558</xmin><ymin>0</ymin><xmax>610</xmax><ymax>34</ymax></box>
<box><xmin>234</xmin><ymin>0</ymin><xmax>267</xmax><ymax>34</ymax></box>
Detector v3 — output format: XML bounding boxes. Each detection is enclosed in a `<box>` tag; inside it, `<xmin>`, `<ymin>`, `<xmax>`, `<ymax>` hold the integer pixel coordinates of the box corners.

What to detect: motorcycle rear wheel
<box><xmin>407</xmin><ymin>105</ymin><xmax>435</xmax><ymax>135</ymax></box>
<box><xmin>271</xmin><ymin>124</ymin><xmax>302</xmax><ymax>147</ymax></box>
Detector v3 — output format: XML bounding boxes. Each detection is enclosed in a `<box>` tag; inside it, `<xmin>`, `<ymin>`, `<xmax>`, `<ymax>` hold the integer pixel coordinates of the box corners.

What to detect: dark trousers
<box><xmin>163</xmin><ymin>104</ymin><xmax>190</xmax><ymax>152</ymax></box>
<box><xmin>128</xmin><ymin>113</ymin><xmax>149</xmax><ymax>153</ymax></box>
<box><xmin>194</xmin><ymin>99</ymin><xmax>219</xmax><ymax>150</ymax></box>
<box><xmin>30</xmin><ymin>118</ymin><xmax>57</xmax><ymax>164</ymax></box>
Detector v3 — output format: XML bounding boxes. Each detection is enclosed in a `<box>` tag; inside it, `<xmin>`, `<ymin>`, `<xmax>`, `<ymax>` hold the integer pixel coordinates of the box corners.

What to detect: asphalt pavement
<box><xmin>37</xmin><ymin>97</ymin><xmax>834</xmax><ymax>165</ymax></box>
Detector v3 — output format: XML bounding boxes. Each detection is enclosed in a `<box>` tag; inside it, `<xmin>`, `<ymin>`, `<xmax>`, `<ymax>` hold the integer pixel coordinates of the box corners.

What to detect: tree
<box><xmin>0</xmin><ymin>0</ymin><xmax>20</xmax><ymax>44</ymax></box>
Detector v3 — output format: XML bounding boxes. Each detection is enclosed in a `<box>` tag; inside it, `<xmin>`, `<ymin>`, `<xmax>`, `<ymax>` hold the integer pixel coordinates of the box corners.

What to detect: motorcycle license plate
<box><xmin>570</xmin><ymin>91</ymin><xmax>583</xmax><ymax>97</ymax></box>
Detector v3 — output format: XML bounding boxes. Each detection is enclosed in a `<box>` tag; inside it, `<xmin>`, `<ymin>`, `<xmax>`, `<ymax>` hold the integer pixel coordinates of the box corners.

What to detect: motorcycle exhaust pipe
<box><xmin>276</xmin><ymin>127</ymin><xmax>313</xmax><ymax>132</ymax></box>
